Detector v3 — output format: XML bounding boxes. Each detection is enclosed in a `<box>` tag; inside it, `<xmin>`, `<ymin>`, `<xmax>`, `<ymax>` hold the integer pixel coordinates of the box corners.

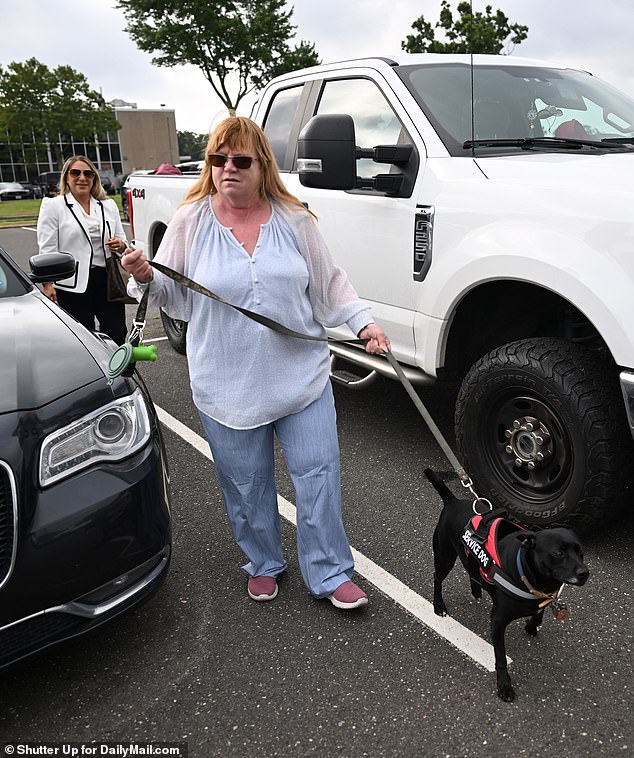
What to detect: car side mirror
<box><xmin>28</xmin><ymin>252</ymin><xmax>76</xmax><ymax>283</ymax></box>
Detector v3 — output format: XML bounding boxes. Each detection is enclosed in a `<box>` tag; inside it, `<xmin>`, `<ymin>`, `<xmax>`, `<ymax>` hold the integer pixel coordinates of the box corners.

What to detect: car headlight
<box><xmin>39</xmin><ymin>388</ymin><xmax>152</xmax><ymax>487</ymax></box>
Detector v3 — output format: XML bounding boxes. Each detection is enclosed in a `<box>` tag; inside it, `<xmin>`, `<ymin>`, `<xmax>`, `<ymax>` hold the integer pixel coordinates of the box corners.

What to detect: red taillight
<box><xmin>127</xmin><ymin>189</ymin><xmax>135</xmax><ymax>239</ymax></box>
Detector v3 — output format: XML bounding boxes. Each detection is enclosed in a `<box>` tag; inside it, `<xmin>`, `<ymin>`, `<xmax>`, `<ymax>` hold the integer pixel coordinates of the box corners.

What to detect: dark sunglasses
<box><xmin>207</xmin><ymin>154</ymin><xmax>257</xmax><ymax>170</ymax></box>
<box><xmin>69</xmin><ymin>168</ymin><xmax>96</xmax><ymax>179</ymax></box>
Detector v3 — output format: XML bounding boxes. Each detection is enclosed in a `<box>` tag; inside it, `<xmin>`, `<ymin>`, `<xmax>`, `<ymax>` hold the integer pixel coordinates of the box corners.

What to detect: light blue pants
<box><xmin>199</xmin><ymin>382</ymin><xmax>354</xmax><ymax>598</ymax></box>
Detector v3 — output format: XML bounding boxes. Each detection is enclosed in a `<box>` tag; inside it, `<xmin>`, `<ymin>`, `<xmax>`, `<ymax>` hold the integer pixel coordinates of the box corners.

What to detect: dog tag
<box><xmin>551</xmin><ymin>602</ymin><xmax>569</xmax><ymax>621</ymax></box>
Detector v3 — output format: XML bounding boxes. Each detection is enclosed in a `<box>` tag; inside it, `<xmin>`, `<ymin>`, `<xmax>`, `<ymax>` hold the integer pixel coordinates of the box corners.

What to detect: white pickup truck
<box><xmin>126</xmin><ymin>53</ymin><xmax>634</xmax><ymax>531</ymax></box>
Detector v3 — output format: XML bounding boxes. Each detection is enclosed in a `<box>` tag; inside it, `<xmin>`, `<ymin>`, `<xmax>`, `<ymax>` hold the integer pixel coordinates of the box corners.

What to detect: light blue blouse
<box><xmin>142</xmin><ymin>201</ymin><xmax>372</xmax><ymax>429</ymax></box>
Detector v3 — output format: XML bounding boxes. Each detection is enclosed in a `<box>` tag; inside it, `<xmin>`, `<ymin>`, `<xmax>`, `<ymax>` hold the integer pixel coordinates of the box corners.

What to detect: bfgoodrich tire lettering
<box><xmin>455</xmin><ymin>338</ymin><xmax>630</xmax><ymax>532</ymax></box>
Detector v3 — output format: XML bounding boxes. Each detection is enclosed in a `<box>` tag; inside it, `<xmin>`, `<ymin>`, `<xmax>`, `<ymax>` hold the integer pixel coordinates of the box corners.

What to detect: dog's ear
<box><xmin>516</xmin><ymin>532</ymin><xmax>537</xmax><ymax>550</ymax></box>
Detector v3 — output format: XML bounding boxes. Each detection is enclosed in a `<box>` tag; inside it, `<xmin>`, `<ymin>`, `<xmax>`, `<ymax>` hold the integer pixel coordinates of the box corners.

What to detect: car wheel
<box><xmin>455</xmin><ymin>338</ymin><xmax>630</xmax><ymax>531</ymax></box>
<box><xmin>160</xmin><ymin>309</ymin><xmax>188</xmax><ymax>355</ymax></box>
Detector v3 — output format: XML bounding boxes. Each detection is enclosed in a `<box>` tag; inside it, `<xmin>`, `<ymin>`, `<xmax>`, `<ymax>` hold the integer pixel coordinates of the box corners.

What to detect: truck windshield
<box><xmin>396</xmin><ymin>62</ymin><xmax>634</xmax><ymax>156</ymax></box>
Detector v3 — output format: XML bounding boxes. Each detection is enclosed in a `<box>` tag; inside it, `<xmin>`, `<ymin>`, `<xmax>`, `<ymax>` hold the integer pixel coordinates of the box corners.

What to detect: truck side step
<box><xmin>330</xmin><ymin>367</ymin><xmax>378</xmax><ymax>390</ymax></box>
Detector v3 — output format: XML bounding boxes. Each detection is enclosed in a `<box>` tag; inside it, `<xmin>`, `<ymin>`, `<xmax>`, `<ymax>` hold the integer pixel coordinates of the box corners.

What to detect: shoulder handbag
<box><xmin>106</xmin><ymin>249</ymin><xmax>137</xmax><ymax>304</ymax></box>
<box><xmin>104</xmin><ymin>214</ymin><xmax>137</xmax><ymax>304</ymax></box>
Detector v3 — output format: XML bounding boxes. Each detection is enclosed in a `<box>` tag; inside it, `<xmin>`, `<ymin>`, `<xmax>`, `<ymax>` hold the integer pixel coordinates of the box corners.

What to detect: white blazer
<box><xmin>36</xmin><ymin>192</ymin><xmax>127</xmax><ymax>293</ymax></box>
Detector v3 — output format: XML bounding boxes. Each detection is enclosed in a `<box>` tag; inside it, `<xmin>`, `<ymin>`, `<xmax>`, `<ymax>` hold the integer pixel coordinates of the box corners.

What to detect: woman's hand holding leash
<box><xmin>358</xmin><ymin>323</ymin><xmax>391</xmax><ymax>355</ymax></box>
<box><xmin>121</xmin><ymin>248</ymin><xmax>154</xmax><ymax>284</ymax></box>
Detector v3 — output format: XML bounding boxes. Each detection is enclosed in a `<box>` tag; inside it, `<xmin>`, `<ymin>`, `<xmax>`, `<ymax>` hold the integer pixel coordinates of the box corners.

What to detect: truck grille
<box><xmin>0</xmin><ymin>461</ymin><xmax>17</xmax><ymax>588</ymax></box>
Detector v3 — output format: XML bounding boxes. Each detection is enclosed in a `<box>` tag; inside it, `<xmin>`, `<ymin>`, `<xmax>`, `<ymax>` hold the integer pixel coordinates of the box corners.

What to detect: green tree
<box><xmin>116</xmin><ymin>0</ymin><xmax>320</xmax><ymax>114</ymax></box>
<box><xmin>177</xmin><ymin>130</ymin><xmax>209</xmax><ymax>160</ymax></box>
<box><xmin>0</xmin><ymin>58</ymin><xmax>120</xmax><ymax>168</ymax></box>
<box><xmin>402</xmin><ymin>1</ymin><xmax>528</xmax><ymax>54</ymax></box>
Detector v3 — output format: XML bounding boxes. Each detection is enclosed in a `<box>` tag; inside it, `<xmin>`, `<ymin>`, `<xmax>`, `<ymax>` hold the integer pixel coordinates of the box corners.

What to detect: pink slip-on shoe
<box><xmin>247</xmin><ymin>575</ymin><xmax>278</xmax><ymax>601</ymax></box>
<box><xmin>329</xmin><ymin>580</ymin><xmax>368</xmax><ymax>609</ymax></box>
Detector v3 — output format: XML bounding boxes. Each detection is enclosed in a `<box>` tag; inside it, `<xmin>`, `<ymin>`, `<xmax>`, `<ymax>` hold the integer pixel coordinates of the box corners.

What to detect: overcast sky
<box><xmin>3</xmin><ymin>0</ymin><xmax>634</xmax><ymax>136</ymax></box>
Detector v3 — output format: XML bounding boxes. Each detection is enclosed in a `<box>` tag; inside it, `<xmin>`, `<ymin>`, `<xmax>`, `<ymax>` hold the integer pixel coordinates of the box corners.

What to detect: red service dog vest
<box><xmin>461</xmin><ymin>511</ymin><xmax>523</xmax><ymax>584</ymax></box>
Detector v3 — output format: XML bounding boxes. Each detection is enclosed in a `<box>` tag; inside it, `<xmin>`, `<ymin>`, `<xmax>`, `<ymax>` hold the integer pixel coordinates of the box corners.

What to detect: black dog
<box><xmin>425</xmin><ymin>469</ymin><xmax>589</xmax><ymax>702</ymax></box>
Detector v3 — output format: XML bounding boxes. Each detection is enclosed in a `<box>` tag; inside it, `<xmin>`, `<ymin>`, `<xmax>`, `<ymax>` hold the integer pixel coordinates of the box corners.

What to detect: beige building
<box><xmin>115</xmin><ymin>106</ymin><xmax>180</xmax><ymax>174</ymax></box>
<box><xmin>0</xmin><ymin>103</ymin><xmax>179</xmax><ymax>184</ymax></box>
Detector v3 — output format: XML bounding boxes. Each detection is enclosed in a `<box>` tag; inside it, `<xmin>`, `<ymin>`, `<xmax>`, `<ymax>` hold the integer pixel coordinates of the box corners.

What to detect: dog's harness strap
<box><xmin>472</xmin><ymin>509</ymin><xmax>507</xmax><ymax>541</ymax></box>
<box><xmin>492</xmin><ymin>572</ymin><xmax>537</xmax><ymax>601</ymax></box>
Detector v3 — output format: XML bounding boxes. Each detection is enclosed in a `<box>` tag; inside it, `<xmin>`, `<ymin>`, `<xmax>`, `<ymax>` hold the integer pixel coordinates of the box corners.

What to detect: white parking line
<box><xmin>156</xmin><ymin>404</ymin><xmax>212</xmax><ymax>460</ymax></box>
<box><xmin>155</xmin><ymin>403</ymin><xmax>502</xmax><ymax>672</ymax></box>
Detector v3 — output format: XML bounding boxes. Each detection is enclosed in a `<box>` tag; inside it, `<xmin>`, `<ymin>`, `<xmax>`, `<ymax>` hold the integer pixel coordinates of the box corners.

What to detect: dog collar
<box><xmin>517</xmin><ymin>549</ymin><xmax>565</xmax><ymax>609</ymax></box>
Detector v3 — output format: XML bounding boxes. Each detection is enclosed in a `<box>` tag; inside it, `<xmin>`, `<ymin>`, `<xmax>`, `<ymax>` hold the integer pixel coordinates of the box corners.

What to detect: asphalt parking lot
<box><xmin>1</xmin><ymin>226</ymin><xmax>633</xmax><ymax>757</ymax></box>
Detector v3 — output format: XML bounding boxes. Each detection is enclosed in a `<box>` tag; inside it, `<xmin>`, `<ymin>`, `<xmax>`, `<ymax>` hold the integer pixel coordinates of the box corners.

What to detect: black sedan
<box><xmin>0</xmin><ymin>247</ymin><xmax>171</xmax><ymax>669</ymax></box>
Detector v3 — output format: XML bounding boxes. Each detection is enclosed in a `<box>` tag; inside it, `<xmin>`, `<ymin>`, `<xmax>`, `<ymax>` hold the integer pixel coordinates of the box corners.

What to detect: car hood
<box><xmin>474</xmin><ymin>151</ymin><xmax>634</xmax><ymax>195</ymax></box>
<box><xmin>0</xmin><ymin>294</ymin><xmax>107</xmax><ymax>413</ymax></box>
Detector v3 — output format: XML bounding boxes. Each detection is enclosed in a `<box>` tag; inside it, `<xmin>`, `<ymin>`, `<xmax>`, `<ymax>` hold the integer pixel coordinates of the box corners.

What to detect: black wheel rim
<box><xmin>171</xmin><ymin>319</ymin><xmax>185</xmax><ymax>336</ymax></box>
<box><xmin>478</xmin><ymin>390</ymin><xmax>574</xmax><ymax>503</ymax></box>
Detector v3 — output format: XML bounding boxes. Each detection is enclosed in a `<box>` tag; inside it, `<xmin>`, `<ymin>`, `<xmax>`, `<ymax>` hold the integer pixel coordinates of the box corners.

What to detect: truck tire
<box><xmin>455</xmin><ymin>338</ymin><xmax>630</xmax><ymax>532</ymax></box>
<box><xmin>160</xmin><ymin>309</ymin><xmax>188</xmax><ymax>355</ymax></box>
<box><xmin>150</xmin><ymin>223</ymin><xmax>188</xmax><ymax>355</ymax></box>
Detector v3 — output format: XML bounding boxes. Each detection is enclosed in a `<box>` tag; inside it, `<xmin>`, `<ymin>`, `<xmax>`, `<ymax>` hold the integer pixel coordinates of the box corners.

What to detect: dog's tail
<box><xmin>424</xmin><ymin>469</ymin><xmax>458</xmax><ymax>505</ymax></box>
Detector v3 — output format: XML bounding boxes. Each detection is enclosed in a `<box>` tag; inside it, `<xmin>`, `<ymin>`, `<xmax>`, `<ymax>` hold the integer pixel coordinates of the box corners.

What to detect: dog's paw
<box><xmin>497</xmin><ymin>683</ymin><xmax>516</xmax><ymax>702</ymax></box>
<box><xmin>525</xmin><ymin>622</ymin><xmax>539</xmax><ymax>637</ymax></box>
<box><xmin>433</xmin><ymin>603</ymin><xmax>448</xmax><ymax>617</ymax></box>
<box><xmin>496</xmin><ymin>670</ymin><xmax>516</xmax><ymax>702</ymax></box>
<box><xmin>470</xmin><ymin>580</ymin><xmax>482</xmax><ymax>600</ymax></box>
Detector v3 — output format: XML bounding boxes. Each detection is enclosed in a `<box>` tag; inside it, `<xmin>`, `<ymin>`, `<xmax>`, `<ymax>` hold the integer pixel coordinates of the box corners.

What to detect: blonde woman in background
<box><xmin>36</xmin><ymin>155</ymin><xmax>128</xmax><ymax>343</ymax></box>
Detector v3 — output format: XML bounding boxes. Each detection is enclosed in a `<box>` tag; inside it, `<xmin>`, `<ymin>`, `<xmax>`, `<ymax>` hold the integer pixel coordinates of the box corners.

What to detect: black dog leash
<box><xmin>382</xmin><ymin>352</ymin><xmax>471</xmax><ymax>486</ymax></box>
<box><xmin>122</xmin><ymin>259</ymin><xmax>367</xmax><ymax>352</ymax></box>
<box><xmin>118</xmin><ymin>258</ymin><xmax>485</xmax><ymax>502</ymax></box>
<box><xmin>151</xmin><ymin>260</ymin><xmax>338</xmax><ymax>342</ymax></box>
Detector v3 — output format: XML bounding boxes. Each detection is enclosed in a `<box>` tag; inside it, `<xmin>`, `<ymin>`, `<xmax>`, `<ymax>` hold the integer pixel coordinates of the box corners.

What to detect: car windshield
<box><xmin>396</xmin><ymin>62</ymin><xmax>634</xmax><ymax>156</ymax></box>
<box><xmin>0</xmin><ymin>249</ymin><xmax>30</xmax><ymax>298</ymax></box>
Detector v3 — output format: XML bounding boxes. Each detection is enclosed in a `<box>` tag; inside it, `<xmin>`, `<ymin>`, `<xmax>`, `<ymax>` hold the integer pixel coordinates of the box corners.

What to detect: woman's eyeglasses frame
<box><xmin>207</xmin><ymin>154</ymin><xmax>258</xmax><ymax>170</ymax></box>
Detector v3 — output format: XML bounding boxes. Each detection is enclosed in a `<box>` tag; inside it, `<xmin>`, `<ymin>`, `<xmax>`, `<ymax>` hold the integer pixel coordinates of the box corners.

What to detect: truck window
<box><xmin>315</xmin><ymin>78</ymin><xmax>409</xmax><ymax>178</ymax></box>
<box><xmin>263</xmin><ymin>86</ymin><xmax>304</xmax><ymax>171</ymax></box>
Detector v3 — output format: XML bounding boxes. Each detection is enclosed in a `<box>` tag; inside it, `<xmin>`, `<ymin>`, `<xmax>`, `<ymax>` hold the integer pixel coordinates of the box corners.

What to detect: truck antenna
<box><xmin>469</xmin><ymin>0</ymin><xmax>475</xmax><ymax>157</ymax></box>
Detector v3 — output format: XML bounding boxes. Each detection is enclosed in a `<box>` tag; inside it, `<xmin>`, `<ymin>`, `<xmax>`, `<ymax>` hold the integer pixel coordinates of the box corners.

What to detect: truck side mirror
<box><xmin>297</xmin><ymin>114</ymin><xmax>415</xmax><ymax>197</ymax></box>
<box><xmin>297</xmin><ymin>114</ymin><xmax>357</xmax><ymax>190</ymax></box>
